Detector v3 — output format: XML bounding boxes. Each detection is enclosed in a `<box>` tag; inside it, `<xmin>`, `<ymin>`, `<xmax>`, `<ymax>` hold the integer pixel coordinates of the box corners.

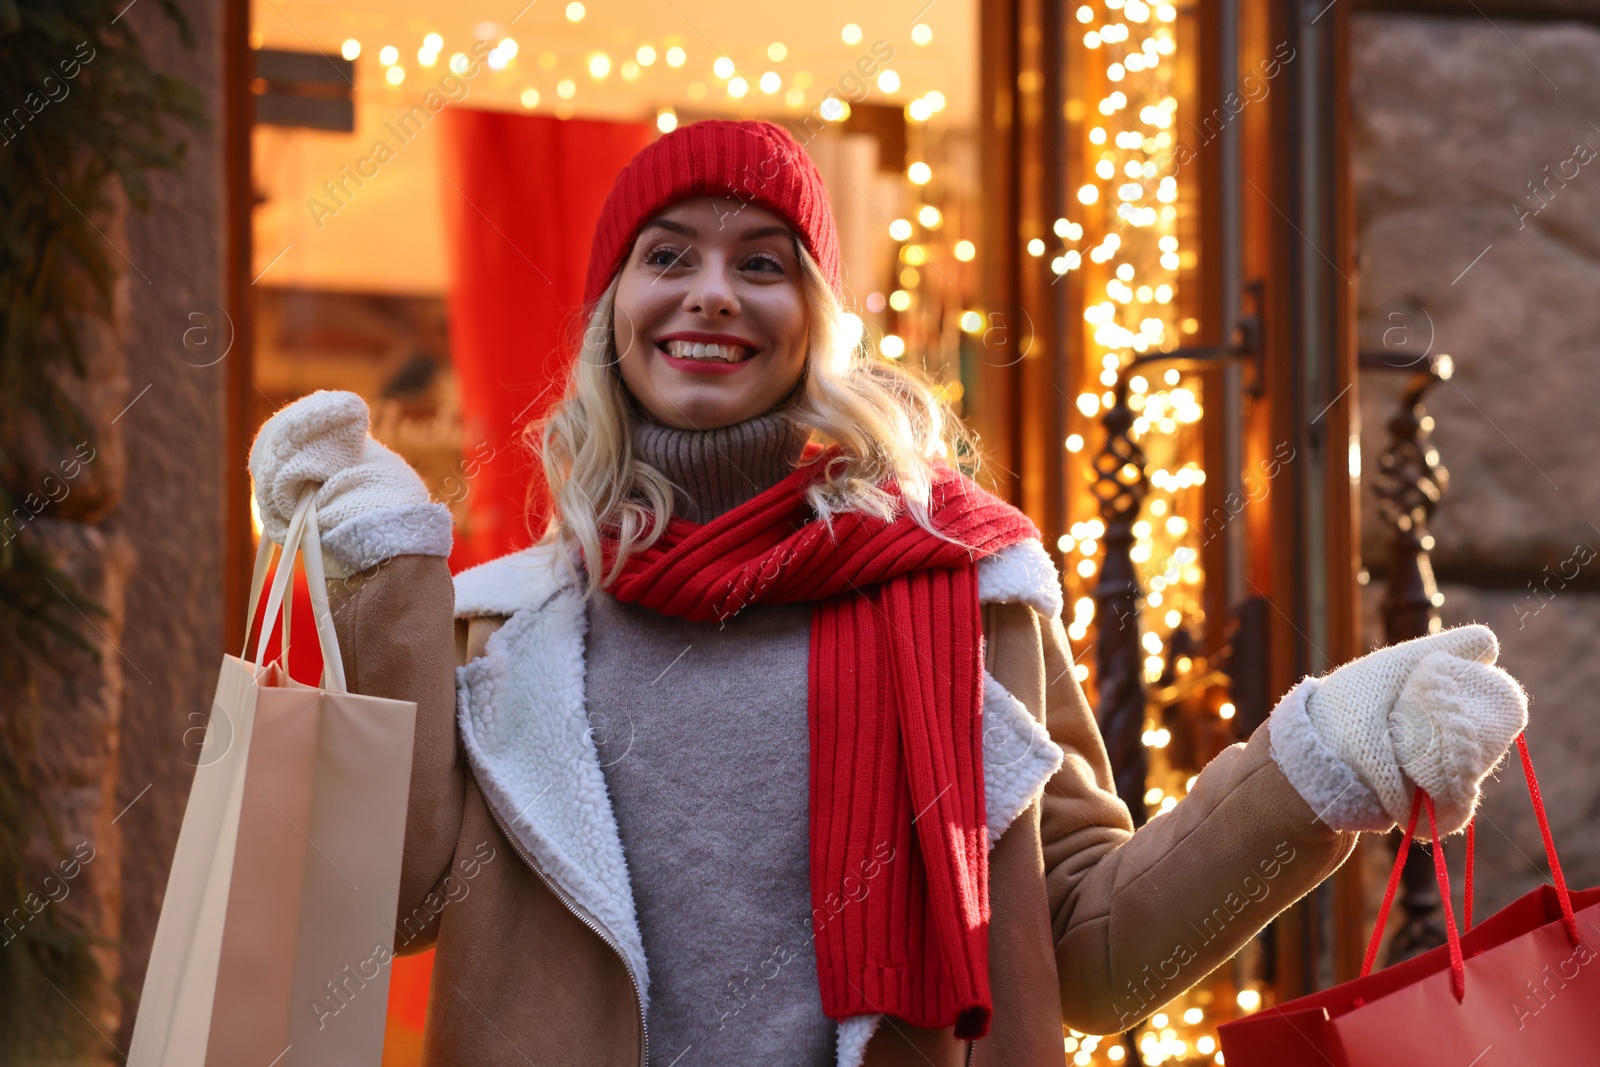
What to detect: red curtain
<box><xmin>438</xmin><ymin>110</ymin><xmax>654</xmax><ymax>571</ymax></box>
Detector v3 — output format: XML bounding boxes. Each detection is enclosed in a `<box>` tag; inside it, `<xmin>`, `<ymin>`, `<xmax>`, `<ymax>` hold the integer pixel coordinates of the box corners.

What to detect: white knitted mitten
<box><xmin>248</xmin><ymin>390</ymin><xmax>453</xmax><ymax>578</ymax></box>
<box><xmin>1267</xmin><ymin>624</ymin><xmax>1528</xmax><ymax>838</ymax></box>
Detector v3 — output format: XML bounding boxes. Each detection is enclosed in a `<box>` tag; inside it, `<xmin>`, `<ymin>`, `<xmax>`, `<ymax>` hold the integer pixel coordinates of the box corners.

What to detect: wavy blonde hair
<box><xmin>531</xmin><ymin>241</ymin><xmax>982</xmax><ymax>595</ymax></box>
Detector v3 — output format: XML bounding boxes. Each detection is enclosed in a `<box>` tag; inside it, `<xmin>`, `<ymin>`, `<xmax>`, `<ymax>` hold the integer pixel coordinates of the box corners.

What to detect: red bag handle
<box><xmin>1361</xmin><ymin>791</ymin><xmax>1466</xmax><ymax>999</ymax></box>
<box><xmin>1360</xmin><ymin>733</ymin><xmax>1580</xmax><ymax>1002</ymax></box>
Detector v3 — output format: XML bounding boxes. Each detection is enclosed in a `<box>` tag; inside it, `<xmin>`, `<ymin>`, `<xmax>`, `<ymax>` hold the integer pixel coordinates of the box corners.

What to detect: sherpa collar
<box><xmin>451</xmin><ymin>539</ymin><xmax>1066</xmax><ymax>1067</ymax></box>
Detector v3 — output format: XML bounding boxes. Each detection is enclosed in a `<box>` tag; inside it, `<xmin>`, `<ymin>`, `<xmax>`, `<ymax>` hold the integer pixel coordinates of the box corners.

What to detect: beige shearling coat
<box><xmin>327</xmin><ymin>540</ymin><xmax>1357</xmax><ymax>1067</ymax></box>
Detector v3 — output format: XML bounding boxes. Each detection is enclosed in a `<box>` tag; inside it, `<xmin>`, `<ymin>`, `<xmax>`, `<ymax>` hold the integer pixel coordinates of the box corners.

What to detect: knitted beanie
<box><xmin>582</xmin><ymin>119</ymin><xmax>842</xmax><ymax>310</ymax></box>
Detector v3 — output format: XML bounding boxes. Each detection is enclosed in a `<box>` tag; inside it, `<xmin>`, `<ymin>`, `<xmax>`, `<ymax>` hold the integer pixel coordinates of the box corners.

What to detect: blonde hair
<box><xmin>531</xmin><ymin>241</ymin><xmax>981</xmax><ymax>595</ymax></box>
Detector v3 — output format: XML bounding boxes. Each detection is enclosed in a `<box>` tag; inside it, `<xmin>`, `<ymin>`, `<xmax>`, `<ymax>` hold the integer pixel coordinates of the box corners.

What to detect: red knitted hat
<box><xmin>582</xmin><ymin>119</ymin><xmax>842</xmax><ymax>310</ymax></box>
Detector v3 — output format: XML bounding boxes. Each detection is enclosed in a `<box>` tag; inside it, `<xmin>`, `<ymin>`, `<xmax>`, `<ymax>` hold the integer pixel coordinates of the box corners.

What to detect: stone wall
<box><xmin>1353</xmin><ymin>12</ymin><xmax>1600</xmax><ymax>916</ymax></box>
<box><xmin>102</xmin><ymin>0</ymin><xmax>227</xmax><ymax>1054</ymax></box>
<box><xmin>6</xmin><ymin>148</ymin><xmax>135</xmax><ymax>1067</ymax></box>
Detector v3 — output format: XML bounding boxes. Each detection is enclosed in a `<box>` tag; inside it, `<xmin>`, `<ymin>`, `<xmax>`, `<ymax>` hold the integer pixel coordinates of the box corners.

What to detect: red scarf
<box><xmin>600</xmin><ymin>447</ymin><xmax>1038</xmax><ymax>1037</ymax></box>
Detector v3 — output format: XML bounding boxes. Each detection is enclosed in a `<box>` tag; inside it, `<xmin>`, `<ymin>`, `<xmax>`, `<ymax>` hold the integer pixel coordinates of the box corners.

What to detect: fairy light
<box><xmin>1057</xmin><ymin>5</ymin><xmax>1249</xmax><ymax>1060</ymax></box>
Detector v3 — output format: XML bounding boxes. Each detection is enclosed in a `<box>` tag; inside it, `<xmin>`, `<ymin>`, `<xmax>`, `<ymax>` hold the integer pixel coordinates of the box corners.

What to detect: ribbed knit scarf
<box><xmin>600</xmin><ymin>447</ymin><xmax>1038</xmax><ymax>1037</ymax></box>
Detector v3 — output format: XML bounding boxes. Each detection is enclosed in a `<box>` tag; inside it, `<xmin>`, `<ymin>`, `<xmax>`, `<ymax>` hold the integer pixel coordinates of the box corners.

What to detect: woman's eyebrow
<box><xmin>643</xmin><ymin>218</ymin><xmax>696</xmax><ymax>238</ymax></box>
<box><xmin>641</xmin><ymin>219</ymin><xmax>794</xmax><ymax>242</ymax></box>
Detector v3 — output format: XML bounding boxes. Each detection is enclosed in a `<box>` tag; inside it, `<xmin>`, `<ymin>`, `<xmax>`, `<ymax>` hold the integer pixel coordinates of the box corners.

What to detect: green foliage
<box><xmin>0</xmin><ymin>0</ymin><xmax>204</xmax><ymax>1058</ymax></box>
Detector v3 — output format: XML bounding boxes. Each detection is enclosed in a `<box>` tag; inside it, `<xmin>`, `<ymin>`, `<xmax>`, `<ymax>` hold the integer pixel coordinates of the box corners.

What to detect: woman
<box><xmin>249</xmin><ymin>119</ymin><xmax>1529</xmax><ymax>1067</ymax></box>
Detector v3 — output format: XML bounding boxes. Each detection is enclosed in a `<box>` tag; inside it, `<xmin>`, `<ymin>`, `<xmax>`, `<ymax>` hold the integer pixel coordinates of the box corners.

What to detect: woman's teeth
<box><xmin>662</xmin><ymin>340</ymin><xmax>752</xmax><ymax>363</ymax></box>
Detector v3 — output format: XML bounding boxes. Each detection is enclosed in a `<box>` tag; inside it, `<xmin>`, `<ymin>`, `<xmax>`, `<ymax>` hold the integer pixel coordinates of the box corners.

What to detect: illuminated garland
<box><xmin>1057</xmin><ymin>2</ymin><xmax>1259</xmax><ymax>1064</ymax></box>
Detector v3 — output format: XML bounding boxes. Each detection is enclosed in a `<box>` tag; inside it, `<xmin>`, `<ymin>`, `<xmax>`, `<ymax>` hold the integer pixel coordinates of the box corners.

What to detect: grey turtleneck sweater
<box><xmin>584</xmin><ymin>411</ymin><xmax>837</xmax><ymax>1067</ymax></box>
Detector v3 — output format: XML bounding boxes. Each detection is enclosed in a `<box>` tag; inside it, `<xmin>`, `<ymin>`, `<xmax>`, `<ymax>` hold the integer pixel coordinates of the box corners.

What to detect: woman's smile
<box><xmin>655</xmin><ymin>330</ymin><xmax>761</xmax><ymax>375</ymax></box>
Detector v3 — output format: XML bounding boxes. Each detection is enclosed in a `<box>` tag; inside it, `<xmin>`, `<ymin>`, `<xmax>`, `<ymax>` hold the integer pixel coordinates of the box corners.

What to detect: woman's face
<box><xmin>611</xmin><ymin>196</ymin><xmax>810</xmax><ymax>431</ymax></box>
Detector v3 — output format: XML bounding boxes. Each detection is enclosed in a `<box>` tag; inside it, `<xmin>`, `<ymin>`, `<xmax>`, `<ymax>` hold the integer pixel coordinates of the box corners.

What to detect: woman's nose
<box><xmin>683</xmin><ymin>258</ymin><xmax>739</xmax><ymax>317</ymax></box>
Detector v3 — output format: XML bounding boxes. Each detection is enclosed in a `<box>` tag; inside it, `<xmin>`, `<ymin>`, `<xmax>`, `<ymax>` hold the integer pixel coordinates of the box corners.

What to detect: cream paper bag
<box><xmin>129</xmin><ymin>487</ymin><xmax>417</xmax><ymax>1067</ymax></box>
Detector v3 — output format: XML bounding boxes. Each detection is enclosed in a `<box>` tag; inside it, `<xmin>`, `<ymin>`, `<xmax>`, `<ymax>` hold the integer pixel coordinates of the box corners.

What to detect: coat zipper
<box><xmin>481</xmin><ymin>789</ymin><xmax>650</xmax><ymax>1067</ymax></box>
<box><xmin>965</xmin><ymin>1039</ymin><xmax>975</xmax><ymax>1067</ymax></box>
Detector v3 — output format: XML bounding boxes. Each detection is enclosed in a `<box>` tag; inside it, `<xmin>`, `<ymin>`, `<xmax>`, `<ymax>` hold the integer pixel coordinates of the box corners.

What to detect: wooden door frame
<box><xmin>1242</xmin><ymin>0</ymin><xmax>1365</xmax><ymax>996</ymax></box>
<box><xmin>222</xmin><ymin>0</ymin><xmax>254</xmax><ymax>654</ymax></box>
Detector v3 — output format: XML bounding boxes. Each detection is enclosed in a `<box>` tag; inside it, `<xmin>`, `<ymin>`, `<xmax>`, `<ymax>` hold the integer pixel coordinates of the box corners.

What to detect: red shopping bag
<box><xmin>1219</xmin><ymin>736</ymin><xmax>1600</xmax><ymax>1066</ymax></box>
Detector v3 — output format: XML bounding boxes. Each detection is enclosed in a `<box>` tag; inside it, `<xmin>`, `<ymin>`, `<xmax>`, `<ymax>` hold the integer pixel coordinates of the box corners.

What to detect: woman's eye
<box><xmin>745</xmin><ymin>254</ymin><xmax>783</xmax><ymax>273</ymax></box>
<box><xmin>643</xmin><ymin>245</ymin><xmax>683</xmax><ymax>267</ymax></box>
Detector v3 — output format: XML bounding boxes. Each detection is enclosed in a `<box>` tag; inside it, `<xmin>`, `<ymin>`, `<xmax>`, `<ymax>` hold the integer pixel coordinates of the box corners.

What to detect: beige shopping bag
<box><xmin>129</xmin><ymin>487</ymin><xmax>417</xmax><ymax>1067</ymax></box>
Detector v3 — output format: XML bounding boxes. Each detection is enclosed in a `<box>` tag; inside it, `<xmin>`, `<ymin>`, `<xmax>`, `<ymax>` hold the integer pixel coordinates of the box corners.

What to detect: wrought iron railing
<box><xmin>1361</xmin><ymin>349</ymin><xmax>1454</xmax><ymax>963</ymax></box>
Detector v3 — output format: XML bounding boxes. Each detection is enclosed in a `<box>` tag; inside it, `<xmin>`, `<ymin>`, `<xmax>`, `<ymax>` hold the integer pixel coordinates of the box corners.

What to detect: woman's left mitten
<box><xmin>1268</xmin><ymin>624</ymin><xmax>1528</xmax><ymax>836</ymax></box>
<box><xmin>1386</xmin><ymin>636</ymin><xmax>1528</xmax><ymax>834</ymax></box>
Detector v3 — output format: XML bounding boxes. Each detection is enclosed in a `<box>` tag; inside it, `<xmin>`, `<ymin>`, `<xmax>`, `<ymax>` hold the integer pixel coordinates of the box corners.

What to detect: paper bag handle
<box><xmin>241</xmin><ymin>541</ymin><xmax>307</xmax><ymax>673</ymax></box>
<box><xmin>241</xmin><ymin>532</ymin><xmax>275</xmax><ymax>660</ymax></box>
<box><xmin>1360</xmin><ymin>733</ymin><xmax>1580</xmax><ymax>1001</ymax></box>
<box><xmin>246</xmin><ymin>485</ymin><xmax>348</xmax><ymax>693</ymax></box>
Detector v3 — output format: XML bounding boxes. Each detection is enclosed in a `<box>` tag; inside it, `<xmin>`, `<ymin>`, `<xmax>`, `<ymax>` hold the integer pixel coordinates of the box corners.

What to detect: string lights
<box><xmin>341</xmin><ymin>23</ymin><xmax>899</xmax><ymax>130</ymax></box>
<box><xmin>1057</xmin><ymin>2</ymin><xmax>1255</xmax><ymax>1063</ymax></box>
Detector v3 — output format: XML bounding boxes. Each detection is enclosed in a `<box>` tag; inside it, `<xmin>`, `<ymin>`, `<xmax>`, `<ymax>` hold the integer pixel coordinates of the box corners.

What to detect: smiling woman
<box><xmin>238</xmin><ymin>115</ymin><xmax>1535</xmax><ymax>1067</ymax></box>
